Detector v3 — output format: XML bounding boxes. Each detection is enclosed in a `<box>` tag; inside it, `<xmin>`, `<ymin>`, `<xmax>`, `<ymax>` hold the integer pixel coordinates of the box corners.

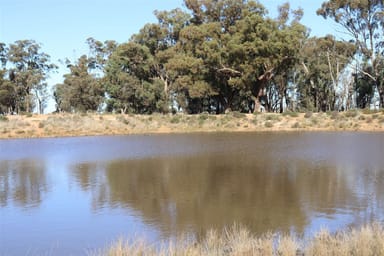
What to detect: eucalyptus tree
<box><xmin>0</xmin><ymin>70</ymin><xmax>16</xmax><ymax>114</ymax></box>
<box><xmin>54</xmin><ymin>55</ymin><xmax>104</xmax><ymax>112</ymax></box>
<box><xmin>7</xmin><ymin>40</ymin><xmax>57</xmax><ymax>113</ymax></box>
<box><xmin>144</xmin><ymin>0</ymin><xmax>309</xmax><ymax>113</ymax></box>
<box><xmin>354</xmin><ymin>65</ymin><xmax>376</xmax><ymax>108</ymax></box>
<box><xmin>0</xmin><ymin>44</ymin><xmax>14</xmax><ymax>114</ymax></box>
<box><xmin>0</xmin><ymin>43</ymin><xmax>7</xmax><ymax>67</ymax></box>
<box><xmin>266</xmin><ymin>3</ymin><xmax>307</xmax><ymax>113</ymax></box>
<box><xmin>317</xmin><ymin>0</ymin><xmax>384</xmax><ymax>107</ymax></box>
<box><xmin>298</xmin><ymin>36</ymin><xmax>356</xmax><ymax>111</ymax></box>
<box><xmin>160</xmin><ymin>21</ymin><xmax>222</xmax><ymax>113</ymax></box>
<box><xmin>104</xmin><ymin>42</ymin><xmax>165</xmax><ymax>114</ymax></box>
<box><xmin>196</xmin><ymin>1</ymin><xmax>307</xmax><ymax>112</ymax></box>
<box><xmin>86</xmin><ymin>37</ymin><xmax>118</xmax><ymax>73</ymax></box>
<box><xmin>131</xmin><ymin>8</ymin><xmax>191</xmax><ymax>110</ymax></box>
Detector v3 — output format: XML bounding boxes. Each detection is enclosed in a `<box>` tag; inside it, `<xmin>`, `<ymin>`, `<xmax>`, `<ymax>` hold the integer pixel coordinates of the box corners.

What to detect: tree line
<box><xmin>1</xmin><ymin>0</ymin><xmax>383</xmax><ymax>115</ymax></box>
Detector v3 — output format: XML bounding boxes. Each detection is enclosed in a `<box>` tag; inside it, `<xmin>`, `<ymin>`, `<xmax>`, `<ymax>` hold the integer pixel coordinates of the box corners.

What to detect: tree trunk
<box><xmin>251</xmin><ymin>67</ymin><xmax>274</xmax><ymax>112</ymax></box>
<box><xmin>251</xmin><ymin>80</ymin><xmax>265</xmax><ymax>113</ymax></box>
<box><xmin>38</xmin><ymin>99</ymin><xmax>43</xmax><ymax>114</ymax></box>
<box><xmin>251</xmin><ymin>85</ymin><xmax>262</xmax><ymax>113</ymax></box>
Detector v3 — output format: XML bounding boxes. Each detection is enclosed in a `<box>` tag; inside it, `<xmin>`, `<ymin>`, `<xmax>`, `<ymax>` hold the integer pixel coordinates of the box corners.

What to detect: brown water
<box><xmin>1</xmin><ymin>132</ymin><xmax>384</xmax><ymax>255</ymax></box>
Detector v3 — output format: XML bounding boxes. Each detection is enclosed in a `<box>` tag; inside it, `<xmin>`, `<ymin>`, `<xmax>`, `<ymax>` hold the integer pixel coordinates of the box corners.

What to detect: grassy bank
<box><xmin>1</xmin><ymin>109</ymin><xmax>384</xmax><ymax>139</ymax></box>
<box><xmin>97</xmin><ymin>223</ymin><xmax>384</xmax><ymax>256</ymax></box>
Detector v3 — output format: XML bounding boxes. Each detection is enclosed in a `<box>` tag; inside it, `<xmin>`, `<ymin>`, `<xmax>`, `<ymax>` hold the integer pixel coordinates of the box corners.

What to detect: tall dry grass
<box><xmin>96</xmin><ymin>223</ymin><xmax>384</xmax><ymax>256</ymax></box>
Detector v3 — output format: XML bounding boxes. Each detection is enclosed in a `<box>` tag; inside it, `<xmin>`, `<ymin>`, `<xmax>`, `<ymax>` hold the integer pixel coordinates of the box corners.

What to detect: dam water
<box><xmin>1</xmin><ymin>132</ymin><xmax>384</xmax><ymax>255</ymax></box>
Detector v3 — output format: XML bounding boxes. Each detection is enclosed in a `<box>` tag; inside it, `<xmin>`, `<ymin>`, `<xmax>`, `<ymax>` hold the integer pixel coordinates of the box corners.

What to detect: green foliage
<box><xmin>317</xmin><ymin>0</ymin><xmax>384</xmax><ymax>108</ymax></box>
<box><xmin>170</xmin><ymin>115</ymin><xmax>181</xmax><ymax>124</ymax></box>
<box><xmin>198</xmin><ymin>113</ymin><xmax>209</xmax><ymax>121</ymax></box>
<box><xmin>2</xmin><ymin>0</ymin><xmax>384</xmax><ymax>115</ymax></box>
<box><xmin>297</xmin><ymin>36</ymin><xmax>356</xmax><ymax>112</ymax></box>
<box><xmin>0</xmin><ymin>70</ymin><xmax>16</xmax><ymax>114</ymax></box>
<box><xmin>7</xmin><ymin>40</ymin><xmax>57</xmax><ymax>114</ymax></box>
<box><xmin>55</xmin><ymin>55</ymin><xmax>104</xmax><ymax>113</ymax></box>
<box><xmin>0</xmin><ymin>115</ymin><xmax>8</xmax><ymax>122</ymax></box>
<box><xmin>104</xmin><ymin>43</ymin><xmax>166</xmax><ymax>114</ymax></box>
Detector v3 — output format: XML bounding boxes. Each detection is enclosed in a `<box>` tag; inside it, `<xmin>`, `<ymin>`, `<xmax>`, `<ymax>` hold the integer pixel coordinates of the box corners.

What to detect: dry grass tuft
<box><xmin>306</xmin><ymin>223</ymin><xmax>384</xmax><ymax>256</ymax></box>
<box><xmin>95</xmin><ymin>223</ymin><xmax>384</xmax><ymax>256</ymax></box>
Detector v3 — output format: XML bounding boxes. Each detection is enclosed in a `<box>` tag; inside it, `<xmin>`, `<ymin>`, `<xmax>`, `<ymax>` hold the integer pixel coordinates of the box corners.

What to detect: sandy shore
<box><xmin>1</xmin><ymin>110</ymin><xmax>383</xmax><ymax>139</ymax></box>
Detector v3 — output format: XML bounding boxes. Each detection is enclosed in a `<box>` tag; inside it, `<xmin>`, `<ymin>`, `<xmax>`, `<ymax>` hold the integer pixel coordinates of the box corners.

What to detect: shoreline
<box><xmin>1</xmin><ymin>110</ymin><xmax>383</xmax><ymax>139</ymax></box>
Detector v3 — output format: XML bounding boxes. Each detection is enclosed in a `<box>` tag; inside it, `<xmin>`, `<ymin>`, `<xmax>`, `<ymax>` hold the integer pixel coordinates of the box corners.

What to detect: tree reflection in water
<box><xmin>0</xmin><ymin>160</ymin><xmax>48</xmax><ymax>208</ymax></box>
<box><xmin>68</xmin><ymin>152</ymin><xmax>379</xmax><ymax>238</ymax></box>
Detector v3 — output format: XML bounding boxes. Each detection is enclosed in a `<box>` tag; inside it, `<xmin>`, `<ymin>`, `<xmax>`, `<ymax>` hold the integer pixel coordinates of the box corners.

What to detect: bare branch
<box><xmin>258</xmin><ymin>67</ymin><xmax>274</xmax><ymax>81</ymax></box>
<box><xmin>217</xmin><ymin>65</ymin><xmax>242</xmax><ymax>77</ymax></box>
<box><xmin>301</xmin><ymin>62</ymin><xmax>309</xmax><ymax>75</ymax></box>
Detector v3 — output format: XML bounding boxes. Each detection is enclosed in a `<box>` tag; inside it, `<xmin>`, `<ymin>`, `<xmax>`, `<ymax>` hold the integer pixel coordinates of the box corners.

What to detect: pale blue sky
<box><xmin>0</xmin><ymin>0</ymin><xmax>339</xmax><ymax>112</ymax></box>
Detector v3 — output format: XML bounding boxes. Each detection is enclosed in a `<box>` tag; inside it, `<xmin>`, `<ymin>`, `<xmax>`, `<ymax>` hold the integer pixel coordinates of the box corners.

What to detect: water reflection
<box><xmin>102</xmin><ymin>156</ymin><xmax>308</xmax><ymax>236</ymax></box>
<box><xmin>69</xmin><ymin>151</ymin><xmax>379</xmax><ymax>237</ymax></box>
<box><xmin>69</xmin><ymin>162</ymin><xmax>110</xmax><ymax>211</ymax></box>
<box><xmin>2</xmin><ymin>132</ymin><xmax>384</xmax><ymax>255</ymax></box>
<box><xmin>0</xmin><ymin>159</ymin><xmax>48</xmax><ymax>208</ymax></box>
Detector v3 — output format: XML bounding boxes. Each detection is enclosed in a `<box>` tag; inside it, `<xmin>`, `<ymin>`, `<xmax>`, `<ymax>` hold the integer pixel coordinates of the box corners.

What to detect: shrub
<box><xmin>0</xmin><ymin>115</ymin><xmax>8</xmax><ymax>122</ymax></box>
<box><xmin>265</xmin><ymin>121</ymin><xmax>273</xmax><ymax>128</ymax></box>
<box><xmin>310</xmin><ymin>117</ymin><xmax>319</xmax><ymax>125</ymax></box>
<box><xmin>19</xmin><ymin>111</ymin><xmax>31</xmax><ymax>116</ymax></box>
<box><xmin>344</xmin><ymin>110</ymin><xmax>358</xmax><ymax>118</ymax></box>
<box><xmin>209</xmin><ymin>115</ymin><xmax>217</xmax><ymax>121</ymax></box>
<box><xmin>304</xmin><ymin>111</ymin><xmax>313</xmax><ymax>118</ymax></box>
<box><xmin>230</xmin><ymin>111</ymin><xmax>246</xmax><ymax>119</ymax></box>
<box><xmin>330</xmin><ymin>111</ymin><xmax>339</xmax><ymax>120</ymax></box>
<box><xmin>283</xmin><ymin>111</ymin><xmax>299</xmax><ymax>118</ymax></box>
<box><xmin>362</xmin><ymin>108</ymin><xmax>378</xmax><ymax>115</ymax></box>
<box><xmin>199</xmin><ymin>113</ymin><xmax>209</xmax><ymax>121</ymax></box>
<box><xmin>170</xmin><ymin>116</ymin><xmax>181</xmax><ymax>124</ymax></box>
<box><xmin>116</xmin><ymin>115</ymin><xmax>129</xmax><ymax>125</ymax></box>
<box><xmin>291</xmin><ymin>122</ymin><xmax>300</xmax><ymax>128</ymax></box>
<box><xmin>266</xmin><ymin>114</ymin><xmax>281</xmax><ymax>121</ymax></box>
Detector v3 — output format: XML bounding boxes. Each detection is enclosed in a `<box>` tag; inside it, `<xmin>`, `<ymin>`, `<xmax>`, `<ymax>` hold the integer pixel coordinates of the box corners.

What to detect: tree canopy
<box><xmin>0</xmin><ymin>0</ymin><xmax>383</xmax><ymax>115</ymax></box>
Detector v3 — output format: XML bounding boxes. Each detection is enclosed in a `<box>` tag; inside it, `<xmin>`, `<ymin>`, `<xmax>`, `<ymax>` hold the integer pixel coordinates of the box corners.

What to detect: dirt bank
<box><xmin>1</xmin><ymin>110</ymin><xmax>383</xmax><ymax>139</ymax></box>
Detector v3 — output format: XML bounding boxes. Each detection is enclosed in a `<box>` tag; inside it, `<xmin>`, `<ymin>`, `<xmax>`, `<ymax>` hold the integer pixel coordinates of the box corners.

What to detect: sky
<box><xmin>0</xmin><ymin>0</ymin><xmax>339</xmax><ymax>112</ymax></box>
